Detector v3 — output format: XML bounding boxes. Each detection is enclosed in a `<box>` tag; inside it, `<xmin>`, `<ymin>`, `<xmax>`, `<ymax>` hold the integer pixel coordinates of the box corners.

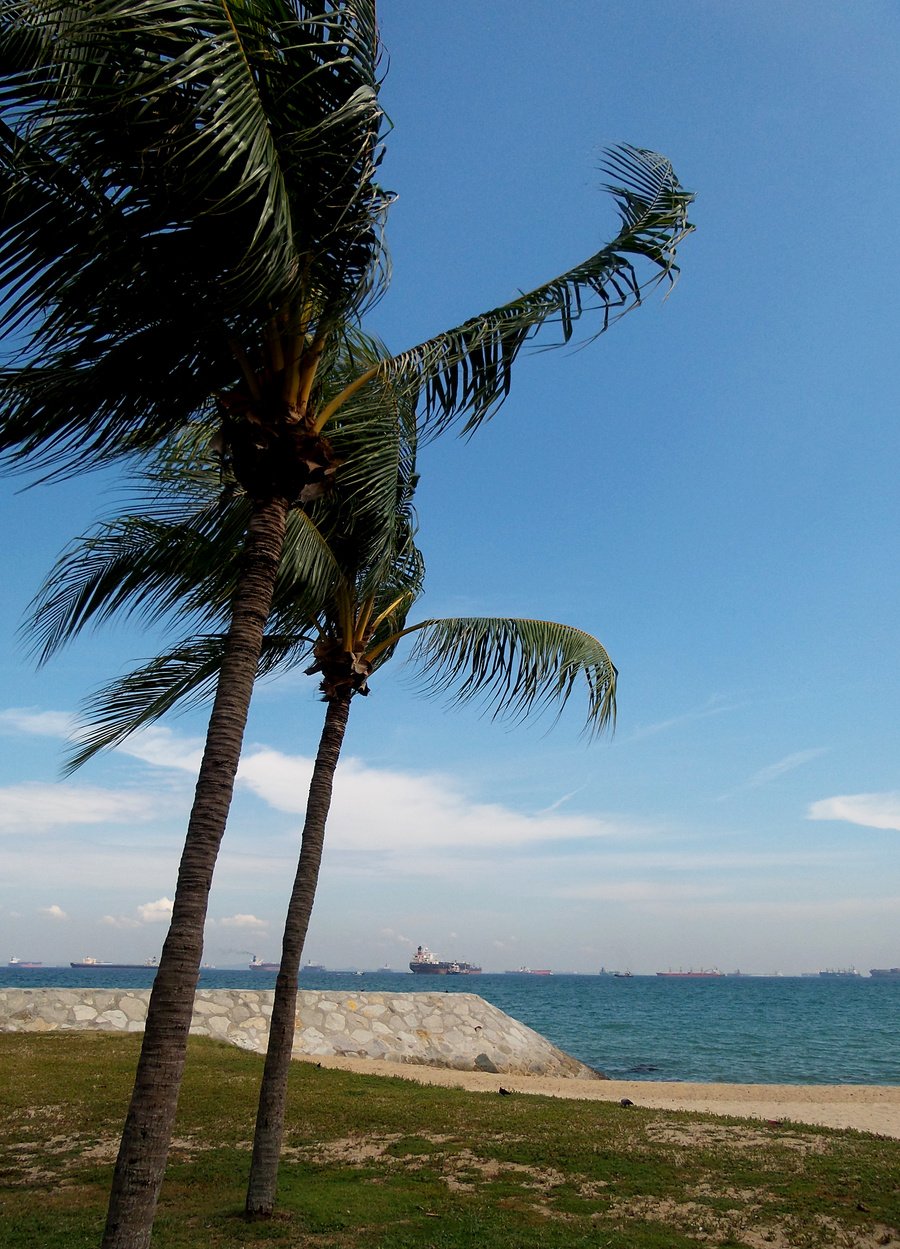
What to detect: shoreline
<box><xmin>301</xmin><ymin>1055</ymin><xmax>900</xmax><ymax>1139</ymax></box>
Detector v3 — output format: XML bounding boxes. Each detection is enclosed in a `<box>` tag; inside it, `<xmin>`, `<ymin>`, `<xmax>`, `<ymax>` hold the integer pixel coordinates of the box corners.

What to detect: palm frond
<box><xmin>403</xmin><ymin>617</ymin><xmax>617</xmax><ymax>736</ymax></box>
<box><xmin>64</xmin><ymin>630</ymin><xmax>307</xmax><ymax>772</ymax></box>
<box><xmin>0</xmin><ymin>0</ymin><xmax>390</xmax><ymax>470</ymax></box>
<box><xmin>378</xmin><ymin>145</ymin><xmax>693</xmax><ymax>440</ymax></box>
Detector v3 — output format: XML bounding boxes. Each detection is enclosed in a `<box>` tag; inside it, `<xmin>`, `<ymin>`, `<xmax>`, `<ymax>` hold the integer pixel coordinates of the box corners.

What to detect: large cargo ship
<box><xmin>504</xmin><ymin>967</ymin><xmax>552</xmax><ymax>975</ymax></box>
<box><xmin>70</xmin><ymin>956</ymin><xmax>158</xmax><ymax>969</ymax></box>
<box><xmin>819</xmin><ymin>968</ymin><xmax>861</xmax><ymax>978</ymax></box>
<box><xmin>656</xmin><ymin>969</ymin><xmax>724</xmax><ymax>978</ymax></box>
<box><xmin>8</xmin><ymin>957</ymin><xmax>43</xmax><ymax>968</ymax></box>
<box><xmin>870</xmin><ymin>967</ymin><xmax>900</xmax><ymax>978</ymax></box>
<box><xmin>409</xmin><ymin>945</ymin><xmax>481</xmax><ymax>975</ymax></box>
<box><xmin>249</xmin><ymin>956</ymin><xmax>279</xmax><ymax>971</ymax></box>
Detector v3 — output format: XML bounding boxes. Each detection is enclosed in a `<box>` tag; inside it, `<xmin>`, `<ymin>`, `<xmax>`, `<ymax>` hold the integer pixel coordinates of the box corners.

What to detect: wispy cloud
<box><xmin>40</xmin><ymin>904</ymin><xmax>67</xmax><ymax>920</ymax></box>
<box><xmin>717</xmin><ymin>747</ymin><xmax>829</xmax><ymax>800</ymax></box>
<box><xmin>808</xmin><ymin>792</ymin><xmax>900</xmax><ymax>832</ymax></box>
<box><xmin>624</xmin><ymin>695</ymin><xmax>739</xmax><ymax>743</ymax></box>
<box><xmin>554</xmin><ymin>880</ymin><xmax>726</xmax><ymax>903</ymax></box>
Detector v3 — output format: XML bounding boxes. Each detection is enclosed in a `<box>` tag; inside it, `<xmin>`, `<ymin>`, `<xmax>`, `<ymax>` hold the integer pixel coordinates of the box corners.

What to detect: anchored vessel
<box><xmin>248</xmin><ymin>955</ymin><xmax>280</xmax><ymax>971</ymax></box>
<box><xmin>504</xmin><ymin>967</ymin><xmax>552</xmax><ymax>975</ymax></box>
<box><xmin>7</xmin><ymin>957</ymin><xmax>43</xmax><ymax>968</ymax></box>
<box><xmin>870</xmin><ymin>967</ymin><xmax>900</xmax><ymax>978</ymax></box>
<box><xmin>819</xmin><ymin>968</ymin><xmax>862</xmax><ymax>978</ymax></box>
<box><xmin>409</xmin><ymin>945</ymin><xmax>481</xmax><ymax>975</ymax></box>
<box><xmin>656</xmin><ymin>969</ymin><xmax>725</xmax><ymax>978</ymax></box>
<box><xmin>70</xmin><ymin>956</ymin><xmax>159</xmax><ymax>969</ymax></box>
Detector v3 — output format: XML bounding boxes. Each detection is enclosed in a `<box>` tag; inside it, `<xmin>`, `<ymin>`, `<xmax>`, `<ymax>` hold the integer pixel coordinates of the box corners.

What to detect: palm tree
<box><xmin>31</xmin><ymin>423</ymin><xmax>617</xmax><ymax>1220</ymax></box>
<box><xmin>2</xmin><ymin>4</ymin><xmax>692</xmax><ymax>1243</ymax></box>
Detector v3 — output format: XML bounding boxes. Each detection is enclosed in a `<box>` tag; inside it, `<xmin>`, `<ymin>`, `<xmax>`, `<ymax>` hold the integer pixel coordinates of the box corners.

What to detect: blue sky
<box><xmin>2</xmin><ymin>1</ymin><xmax>899</xmax><ymax>974</ymax></box>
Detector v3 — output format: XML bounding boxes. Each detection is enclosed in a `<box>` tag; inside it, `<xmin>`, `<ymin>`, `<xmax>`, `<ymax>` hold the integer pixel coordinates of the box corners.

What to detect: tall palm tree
<box><xmin>32</xmin><ymin>422</ymin><xmax>617</xmax><ymax>1220</ymax></box>
<box><xmin>2</xmin><ymin>4</ymin><xmax>692</xmax><ymax>1243</ymax></box>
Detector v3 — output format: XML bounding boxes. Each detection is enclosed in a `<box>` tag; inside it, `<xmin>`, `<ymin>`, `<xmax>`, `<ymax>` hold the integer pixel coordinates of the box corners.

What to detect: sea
<box><xmin>3</xmin><ymin>967</ymin><xmax>898</xmax><ymax>1086</ymax></box>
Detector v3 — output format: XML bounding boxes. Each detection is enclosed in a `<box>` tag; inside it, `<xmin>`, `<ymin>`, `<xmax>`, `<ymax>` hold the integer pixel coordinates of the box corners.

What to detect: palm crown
<box><xmin>31</xmin><ymin>339</ymin><xmax>617</xmax><ymax>769</ymax></box>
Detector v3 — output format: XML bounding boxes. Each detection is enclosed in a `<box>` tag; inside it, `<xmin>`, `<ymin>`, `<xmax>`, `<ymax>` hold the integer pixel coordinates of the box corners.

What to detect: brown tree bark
<box><xmin>245</xmin><ymin>691</ymin><xmax>352</xmax><ymax>1218</ymax></box>
<box><xmin>101</xmin><ymin>495</ymin><xmax>289</xmax><ymax>1249</ymax></box>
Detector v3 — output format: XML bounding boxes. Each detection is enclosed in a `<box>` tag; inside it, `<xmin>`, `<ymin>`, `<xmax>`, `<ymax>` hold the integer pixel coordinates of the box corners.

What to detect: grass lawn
<box><xmin>1</xmin><ymin>1032</ymin><xmax>898</xmax><ymax>1248</ymax></box>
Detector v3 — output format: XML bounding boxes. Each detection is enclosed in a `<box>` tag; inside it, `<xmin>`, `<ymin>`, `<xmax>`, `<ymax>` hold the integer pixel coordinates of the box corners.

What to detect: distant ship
<box><xmin>504</xmin><ymin>967</ymin><xmax>552</xmax><ymax>975</ymax></box>
<box><xmin>656</xmin><ymin>969</ymin><xmax>725</xmax><ymax>978</ymax></box>
<box><xmin>70</xmin><ymin>956</ymin><xmax>158</xmax><ymax>969</ymax></box>
<box><xmin>8</xmin><ymin>957</ymin><xmax>43</xmax><ymax>968</ymax></box>
<box><xmin>409</xmin><ymin>945</ymin><xmax>481</xmax><ymax>975</ymax></box>
<box><xmin>819</xmin><ymin>968</ymin><xmax>862</xmax><ymax>978</ymax></box>
<box><xmin>869</xmin><ymin>968</ymin><xmax>900</xmax><ymax>978</ymax></box>
<box><xmin>248</xmin><ymin>956</ymin><xmax>279</xmax><ymax>971</ymax></box>
<box><xmin>299</xmin><ymin>962</ymin><xmax>326</xmax><ymax>974</ymax></box>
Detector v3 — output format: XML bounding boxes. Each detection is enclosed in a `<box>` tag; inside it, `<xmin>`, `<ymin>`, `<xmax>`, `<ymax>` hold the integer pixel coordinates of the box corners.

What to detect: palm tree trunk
<box><xmin>102</xmin><ymin>495</ymin><xmax>289</xmax><ymax>1249</ymax></box>
<box><xmin>245</xmin><ymin>691</ymin><xmax>352</xmax><ymax>1218</ymax></box>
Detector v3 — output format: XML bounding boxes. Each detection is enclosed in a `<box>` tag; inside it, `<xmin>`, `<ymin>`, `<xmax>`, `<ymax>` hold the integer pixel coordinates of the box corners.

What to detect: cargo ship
<box><xmin>819</xmin><ymin>968</ymin><xmax>861</xmax><ymax>978</ymax></box>
<box><xmin>656</xmin><ymin>968</ymin><xmax>724</xmax><ymax>978</ymax></box>
<box><xmin>409</xmin><ymin>945</ymin><xmax>481</xmax><ymax>975</ymax></box>
<box><xmin>870</xmin><ymin>967</ymin><xmax>900</xmax><ymax>978</ymax></box>
<box><xmin>249</xmin><ymin>955</ymin><xmax>279</xmax><ymax>971</ymax></box>
<box><xmin>70</xmin><ymin>956</ymin><xmax>158</xmax><ymax>969</ymax></box>
<box><xmin>7</xmin><ymin>957</ymin><xmax>43</xmax><ymax>968</ymax></box>
<box><xmin>504</xmin><ymin>967</ymin><xmax>552</xmax><ymax>975</ymax></box>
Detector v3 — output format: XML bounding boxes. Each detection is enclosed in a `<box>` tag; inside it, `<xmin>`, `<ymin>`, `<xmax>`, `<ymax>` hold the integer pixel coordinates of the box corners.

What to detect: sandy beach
<box><xmin>302</xmin><ymin>1055</ymin><xmax>900</xmax><ymax>1139</ymax></box>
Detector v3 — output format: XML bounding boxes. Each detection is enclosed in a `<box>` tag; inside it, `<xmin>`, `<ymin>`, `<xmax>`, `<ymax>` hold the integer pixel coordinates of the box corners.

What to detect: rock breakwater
<box><xmin>0</xmin><ymin>988</ymin><xmax>602</xmax><ymax>1079</ymax></box>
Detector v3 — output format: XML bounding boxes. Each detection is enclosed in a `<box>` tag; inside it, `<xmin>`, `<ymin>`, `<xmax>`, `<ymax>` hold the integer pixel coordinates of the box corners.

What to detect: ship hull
<box><xmin>870</xmin><ymin>968</ymin><xmax>900</xmax><ymax>978</ymax></box>
<box><xmin>656</xmin><ymin>971</ymin><xmax>724</xmax><ymax>978</ymax></box>
<box><xmin>409</xmin><ymin>963</ymin><xmax>481</xmax><ymax>975</ymax></box>
<box><xmin>70</xmin><ymin>962</ymin><xmax>158</xmax><ymax>970</ymax></box>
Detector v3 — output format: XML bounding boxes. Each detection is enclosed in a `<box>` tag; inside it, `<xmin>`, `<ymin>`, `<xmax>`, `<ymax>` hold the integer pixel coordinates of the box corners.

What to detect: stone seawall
<box><xmin>0</xmin><ymin>988</ymin><xmax>602</xmax><ymax>1079</ymax></box>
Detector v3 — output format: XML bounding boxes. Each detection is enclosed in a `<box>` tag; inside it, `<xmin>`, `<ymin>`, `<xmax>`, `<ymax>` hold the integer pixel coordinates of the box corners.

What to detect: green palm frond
<box><xmin>26</xmin><ymin>504</ymin><xmax>245</xmax><ymax>663</ymax></box>
<box><xmin>0</xmin><ymin>0</ymin><xmax>389</xmax><ymax>470</ymax></box>
<box><xmin>379</xmin><ymin>145</ymin><xmax>693</xmax><ymax>439</ymax></box>
<box><xmin>64</xmin><ymin>631</ymin><xmax>308</xmax><ymax>773</ymax></box>
<box><xmin>401</xmin><ymin>617</ymin><xmax>617</xmax><ymax>736</ymax></box>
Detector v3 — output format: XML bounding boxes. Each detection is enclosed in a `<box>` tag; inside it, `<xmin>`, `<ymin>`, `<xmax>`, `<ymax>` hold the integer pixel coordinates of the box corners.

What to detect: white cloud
<box><xmin>0</xmin><ymin>708</ymin><xmax>75</xmax><ymax>738</ymax></box>
<box><xmin>0</xmin><ymin>784</ymin><xmax>159</xmax><ymax>833</ymax></box>
<box><xmin>808</xmin><ymin>792</ymin><xmax>900</xmax><ymax>832</ymax></box>
<box><xmin>40</xmin><ymin>904</ymin><xmax>67</xmax><ymax>920</ymax></box>
<box><xmin>237</xmin><ymin>746</ymin><xmax>641</xmax><ymax>852</ymax></box>
<box><xmin>137</xmin><ymin>897</ymin><xmax>174</xmax><ymax>923</ymax></box>
<box><xmin>115</xmin><ymin>726</ymin><xmax>205</xmax><ymax>773</ymax></box>
<box><xmin>101</xmin><ymin>914</ymin><xmax>142</xmax><ymax>929</ymax></box>
<box><xmin>216</xmin><ymin>913</ymin><xmax>268</xmax><ymax>930</ymax></box>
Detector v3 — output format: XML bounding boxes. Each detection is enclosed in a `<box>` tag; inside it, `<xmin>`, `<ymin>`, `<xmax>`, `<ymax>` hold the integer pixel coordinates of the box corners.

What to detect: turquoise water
<box><xmin>4</xmin><ymin>968</ymin><xmax>898</xmax><ymax>1085</ymax></box>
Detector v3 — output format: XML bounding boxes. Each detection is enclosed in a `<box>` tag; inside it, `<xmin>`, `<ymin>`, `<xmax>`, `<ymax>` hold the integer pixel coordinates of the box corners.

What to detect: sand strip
<box><xmin>299</xmin><ymin>1055</ymin><xmax>900</xmax><ymax>1139</ymax></box>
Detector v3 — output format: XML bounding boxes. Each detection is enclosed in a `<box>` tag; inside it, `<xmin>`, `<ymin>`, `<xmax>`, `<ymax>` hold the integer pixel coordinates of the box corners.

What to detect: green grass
<box><xmin>1</xmin><ymin>1033</ymin><xmax>898</xmax><ymax>1247</ymax></box>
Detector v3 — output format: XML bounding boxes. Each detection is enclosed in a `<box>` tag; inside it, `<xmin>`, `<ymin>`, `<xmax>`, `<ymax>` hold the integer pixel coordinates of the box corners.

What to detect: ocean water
<box><xmin>3</xmin><ymin>967</ymin><xmax>899</xmax><ymax>1086</ymax></box>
